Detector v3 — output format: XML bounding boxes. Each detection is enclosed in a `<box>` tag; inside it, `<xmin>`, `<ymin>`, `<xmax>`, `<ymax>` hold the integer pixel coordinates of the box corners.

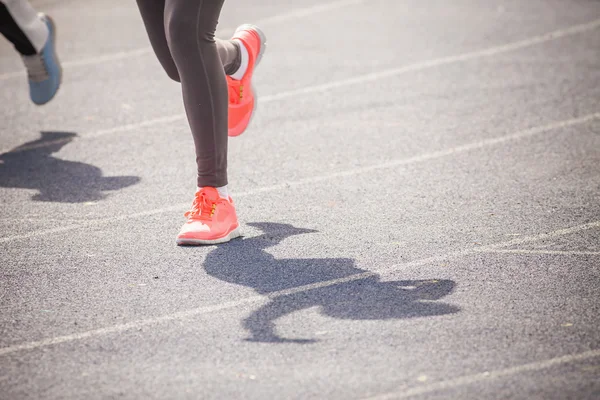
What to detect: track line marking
<box><xmin>1</xmin><ymin>115</ymin><xmax>185</xmax><ymax>154</ymax></box>
<box><xmin>0</xmin><ymin>220</ymin><xmax>598</xmax><ymax>357</ymax></box>
<box><xmin>0</xmin><ymin>0</ymin><xmax>365</xmax><ymax>81</ymax></box>
<box><xmin>2</xmin><ymin>17</ymin><xmax>599</xmax><ymax>155</ymax></box>
<box><xmin>248</xmin><ymin>0</ymin><xmax>364</xmax><ymax>26</ymax></box>
<box><xmin>480</xmin><ymin>249</ymin><xmax>600</xmax><ymax>255</ymax></box>
<box><xmin>0</xmin><ymin>272</ymin><xmax>375</xmax><ymax>357</ymax></box>
<box><xmin>256</xmin><ymin>18</ymin><xmax>600</xmax><ymax>103</ymax></box>
<box><xmin>365</xmin><ymin>349</ymin><xmax>600</xmax><ymax>399</ymax></box>
<box><xmin>0</xmin><ymin>218</ymin><xmax>86</xmax><ymax>223</ymax></box>
<box><xmin>470</xmin><ymin>221</ymin><xmax>600</xmax><ymax>251</ymax></box>
<box><xmin>376</xmin><ymin>220</ymin><xmax>600</xmax><ymax>275</ymax></box>
<box><xmin>1</xmin><ymin>113</ymin><xmax>598</xmax><ymax>243</ymax></box>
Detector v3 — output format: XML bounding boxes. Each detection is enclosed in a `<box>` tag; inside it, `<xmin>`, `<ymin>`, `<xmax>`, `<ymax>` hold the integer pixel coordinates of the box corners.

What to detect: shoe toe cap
<box><xmin>179</xmin><ymin>221</ymin><xmax>211</xmax><ymax>235</ymax></box>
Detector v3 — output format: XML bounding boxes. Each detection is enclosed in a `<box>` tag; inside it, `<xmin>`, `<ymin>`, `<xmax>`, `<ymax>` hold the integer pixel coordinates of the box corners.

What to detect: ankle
<box><xmin>197</xmin><ymin>185</ymin><xmax>229</xmax><ymax>200</ymax></box>
<box><xmin>229</xmin><ymin>40</ymin><xmax>249</xmax><ymax>80</ymax></box>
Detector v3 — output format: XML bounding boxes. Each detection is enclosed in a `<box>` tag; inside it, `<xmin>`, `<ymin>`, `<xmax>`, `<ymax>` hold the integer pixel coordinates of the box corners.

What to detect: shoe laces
<box><xmin>22</xmin><ymin>53</ymin><xmax>50</xmax><ymax>83</ymax></box>
<box><xmin>184</xmin><ymin>191</ymin><xmax>217</xmax><ymax>221</ymax></box>
<box><xmin>228</xmin><ymin>78</ymin><xmax>244</xmax><ymax>105</ymax></box>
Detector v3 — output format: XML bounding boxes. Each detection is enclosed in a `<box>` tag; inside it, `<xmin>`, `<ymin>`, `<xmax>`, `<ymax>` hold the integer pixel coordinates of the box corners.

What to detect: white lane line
<box><xmin>480</xmin><ymin>249</ymin><xmax>600</xmax><ymax>255</ymax></box>
<box><xmin>244</xmin><ymin>113</ymin><xmax>600</xmax><ymax>191</ymax></box>
<box><xmin>0</xmin><ymin>0</ymin><xmax>365</xmax><ymax>81</ymax></box>
<box><xmin>259</xmin><ymin>17</ymin><xmax>600</xmax><ymax>103</ymax></box>
<box><xmin>2</xmin><ymin>115</ymin><xmax>185</xmax><ymax>154</ymax></box>
<box><xmin>0</xmin><ymin>48</ymin><xmax>152</xmax><ymax>81</ymax></box>
<box><xmin>248</xmin><ymin>0</ymin><xmax>364</xmax><ymax>25</ymax></box>
<box><xmin>1</xmin><ymin>220</ymin><xmax>598</xmax><ymax>357</ymax></box>
<box><xmin>1</xmin><ymin>113</ymin><xmax>598</xmax><ymax>243</ymax></box>
<box><xmin>375</xmin><ymin>220</ymin><xmax>600</xmax><ymax>275</ymax></box>
<box><xmin>0</xmin><ymin>218</ymin><xmax>86</xmax><ymax>222</ymax></box>
<box><xmin>3</xmin><ymin>17</ymin><xmax>599</xmax><ymax>155</ymax></box>
<box><xmin>470</xmin><ymin>221</ymin><xmax>600</xmax><ymax>252</ymax></box>
<box><xmin>0</xmin><ymin>272</ymin><xmax>376</xmax><ymax>357</ymax></box>
<box><xmin>365</xmin><ymin>349</ymin><xmax>600</xmax><ymax>400</ymax></box>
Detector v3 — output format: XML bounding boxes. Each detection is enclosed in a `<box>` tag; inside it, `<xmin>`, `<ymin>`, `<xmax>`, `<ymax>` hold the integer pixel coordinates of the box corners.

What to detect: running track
<box><xmin>1</xmin><ymin>0</ymin><xmax>599</xmax><ymax>398</ymax></box>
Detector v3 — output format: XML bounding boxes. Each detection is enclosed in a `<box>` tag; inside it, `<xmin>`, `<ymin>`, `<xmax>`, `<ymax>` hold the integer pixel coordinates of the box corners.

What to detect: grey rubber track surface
<box><xmin>1</xmin><ymin>0</ymin><xmax>599</xmax><ymax>399</ymax></box>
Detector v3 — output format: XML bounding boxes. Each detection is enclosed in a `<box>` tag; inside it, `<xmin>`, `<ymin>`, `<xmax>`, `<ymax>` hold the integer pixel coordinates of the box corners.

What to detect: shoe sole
<box><xmin>176</xmin><ymin>226</ymin><xmax>241</xmax><ymax>246</ymax></box>
<box><xmin>47</xmin><ymin>15</ymin><xmax>62</xmax><ymax>88</ymax></box>
<box><xmin>235</xmin><ymin>24</ymin><xmax>267</xmax><ymax>66</ymax></box>
<box><xmin>232</xmin><ymin>24</ymin><xmax>266</xmax><ymax>136</ymax></box>
<box><xmin>33</xmin><ymin>14</ymin><xmax>62</xmax><ymax>106</ymax></box>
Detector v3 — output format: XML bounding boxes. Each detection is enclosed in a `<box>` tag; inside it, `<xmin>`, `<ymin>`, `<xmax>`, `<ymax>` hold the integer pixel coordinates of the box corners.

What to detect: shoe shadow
<box><xmin>0</xmin><ymin>131</ymin><xmax>140</xmax><ymax>203</ymax></box>
<box><xmin>203</xmin><ymin>222</ymin><xmax>460</xmax><ymax>344</ymax></box>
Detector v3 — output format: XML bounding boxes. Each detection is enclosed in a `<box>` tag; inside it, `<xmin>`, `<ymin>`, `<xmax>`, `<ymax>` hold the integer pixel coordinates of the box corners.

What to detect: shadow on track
<box><xmin>0</xmin><ymin>131</ymin><xmax>140</xmax><ymax>202</ymax></box>
<box><xmin>204</xmin><ymin>222</ymin><xmax>460</xmax><ymax>343</ymax></box>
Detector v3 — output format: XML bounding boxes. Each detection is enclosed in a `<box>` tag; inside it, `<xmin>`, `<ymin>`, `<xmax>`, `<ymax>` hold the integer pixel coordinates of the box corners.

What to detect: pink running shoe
<box><xmin>227</xmin><ymin>24</ymin><xmax>267</xmax><ymax>137</ymax></box>
<box><xmin>176</xmin><ymin>187</ymin><xmax>240</xmax><ymax>245</ymax></box>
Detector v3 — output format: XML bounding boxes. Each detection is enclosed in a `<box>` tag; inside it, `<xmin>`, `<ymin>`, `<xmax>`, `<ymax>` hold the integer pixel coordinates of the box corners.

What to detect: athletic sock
<box><xmin>197</xmin><ymin>186</ymin><xmax>229</xmax><ymax>200</ymax></box>
<box><xmin>216</xmin><ymin>185</ymin><xmax>229</xmax><ymax>200</ymax></box>
<box><xmin>230</xmin><ymin>40</ymin><xmax>249</xmax><ymax>80</ymax></box>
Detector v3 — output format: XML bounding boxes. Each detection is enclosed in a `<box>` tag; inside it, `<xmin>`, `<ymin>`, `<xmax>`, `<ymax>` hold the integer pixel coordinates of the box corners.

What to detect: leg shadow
<box><xmin>203</xmin><ymin>222</ymin><xmax>460</xmax><ymax>343</ymax></box>
<box><xmin>0</xmin><ymin>131</ymin><xmax>140</xmax><ymax>203</ymax></box>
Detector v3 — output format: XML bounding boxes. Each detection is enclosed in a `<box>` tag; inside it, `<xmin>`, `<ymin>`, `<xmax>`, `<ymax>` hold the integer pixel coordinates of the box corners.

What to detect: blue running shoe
<box><xmin>21</xmin><ymin>14</ymin><xmax>62</xmax><ymax>105</ymax></box>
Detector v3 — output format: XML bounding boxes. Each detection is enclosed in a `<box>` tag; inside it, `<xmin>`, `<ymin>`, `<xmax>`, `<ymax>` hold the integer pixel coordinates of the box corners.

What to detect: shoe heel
<box><xmin>235</xmin><ymin>24</ymin><xmax>267</xmax><ymax>66</ymax></box>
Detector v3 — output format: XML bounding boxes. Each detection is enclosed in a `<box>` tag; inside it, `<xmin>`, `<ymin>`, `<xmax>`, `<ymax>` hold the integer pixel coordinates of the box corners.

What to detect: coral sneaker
<box><xmin>227</xmin><ymin>24</ymin><xmax>267</xmax><ymax>137</ymax></box>
<box><xmin>176</xmin><ymin>187</ymin><xmax>240</xmax><ymax>245</ymax></box>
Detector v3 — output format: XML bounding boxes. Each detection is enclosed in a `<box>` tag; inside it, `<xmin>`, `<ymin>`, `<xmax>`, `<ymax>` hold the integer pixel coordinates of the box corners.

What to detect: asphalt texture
<box><xmin>1</xmin><ymin>0</ymin><xmax>600</xmax><ymax>399</ymax></box>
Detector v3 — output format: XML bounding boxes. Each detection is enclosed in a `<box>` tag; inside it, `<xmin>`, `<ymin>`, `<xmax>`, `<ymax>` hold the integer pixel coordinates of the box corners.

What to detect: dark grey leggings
<box><xmin>136</xmin><ymin>0</ymin><xmax>241</xmax><ymax>187</ymax></box>
<box><xmin>0</xmin><ymin>3</ymin><xmax>37</xmax><ymax>55</ymax></box>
